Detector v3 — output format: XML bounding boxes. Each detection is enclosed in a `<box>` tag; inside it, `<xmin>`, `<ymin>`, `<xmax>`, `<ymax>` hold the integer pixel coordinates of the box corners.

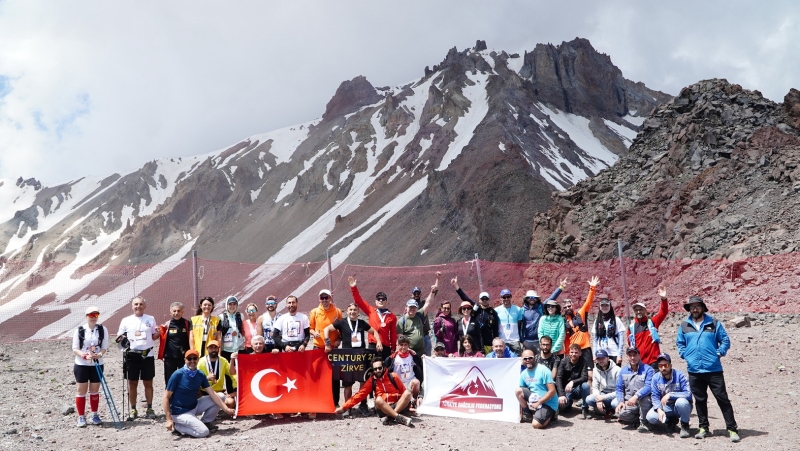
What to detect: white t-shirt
<box><xmin>496</xmin><ymin>304</ymin><xmax>524</xmax><ymax>343</ymax></box>
<box><xmin>117</xmin><ymin>314</ymin><xmax>158</xmax><ymax>354</ymax></box>
<box><xmin>72</xmin><ymin>324</ymin><xmax>110</xmax><ymax>366</ymax></box>
<box><xmin>591</xmin><ymin>316</ymin><xmax>626</xmax><ymax>358</ymax></box>
<box><xmin>393</xmin><ymin>353</ymin><xmax>417</xmax><ymax>387</ymax></box>
<box><xmin>272</xmin><ymin>313</ymin><xmax>310</xmax><ymax>343</ymax></box>
<box><xmin>260</xmin><ymin>312</ymin><xmax>281</xmax><ymax>345</ymax></box>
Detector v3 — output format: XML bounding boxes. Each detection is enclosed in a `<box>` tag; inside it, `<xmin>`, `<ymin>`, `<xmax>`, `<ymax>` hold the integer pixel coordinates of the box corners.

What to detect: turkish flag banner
<box><xmin>236</xmin><ymin>350</ymin><xmax>335</xmax><ymax>416</ymax></box>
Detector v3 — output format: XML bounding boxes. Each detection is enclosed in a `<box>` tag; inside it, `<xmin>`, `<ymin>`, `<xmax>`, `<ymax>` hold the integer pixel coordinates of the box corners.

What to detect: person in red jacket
<box><xmin>626</xmin><ymin>287</ymin><xmax>669</xmax><ymax>369</ymax></box>
<box><xmin>334</xmin><ymin>357</ymin><xmax>414</xmax><ymax>427</ymax></box>
<box><xmin>349</xmin><ymin>276</ymin><xmax>397</xmax><ymax>360</ymax></box>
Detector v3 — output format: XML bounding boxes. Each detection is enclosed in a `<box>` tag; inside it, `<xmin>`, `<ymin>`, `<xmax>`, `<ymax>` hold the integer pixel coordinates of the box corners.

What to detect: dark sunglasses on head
<box><xmin>186</xmin><ymin>357</ymin><xmax>199</xmax><ymax>361</ymax></box>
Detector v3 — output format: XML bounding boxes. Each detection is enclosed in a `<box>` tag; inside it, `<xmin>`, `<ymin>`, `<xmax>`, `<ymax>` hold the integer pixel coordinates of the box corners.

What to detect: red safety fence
<box><xmin>1</xmin><ymin>252</ymin><xmax>798</xmax><ymax>342</ymax></box>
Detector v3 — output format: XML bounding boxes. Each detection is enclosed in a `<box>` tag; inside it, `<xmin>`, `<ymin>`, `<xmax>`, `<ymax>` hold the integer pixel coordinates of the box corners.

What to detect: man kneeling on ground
<box><xmin>334</xmin><ymin>357</ymin><xmax>415</xmax><ymax>427</ymax></box>
<box><xmin>516</xmin><ymin>349</ymin><xmax>558</xmax><ymax>429</ymax></box>
<box><xmin>164</xmin><ymin>350</ymin><xmax>234</xmax><ymax>438</ymax></box>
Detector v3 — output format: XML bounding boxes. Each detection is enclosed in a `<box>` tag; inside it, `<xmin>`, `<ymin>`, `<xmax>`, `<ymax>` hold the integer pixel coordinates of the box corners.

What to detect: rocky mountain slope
<box><xmin>0</xmin><ymin>38</ymin><xmax>670</xmax><ymax>339</ymax></box>
<box><xmin>529</xmin><ymin>79</ymin><xmax>800</xmax><ymax>263</ymax></box>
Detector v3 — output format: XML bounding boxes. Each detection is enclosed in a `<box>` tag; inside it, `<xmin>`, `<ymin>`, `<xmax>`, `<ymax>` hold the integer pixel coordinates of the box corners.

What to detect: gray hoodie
<box><xmin>591</xmin><ymin>359</ymin><xmax>620</xmax><ymax>398</ymax></box>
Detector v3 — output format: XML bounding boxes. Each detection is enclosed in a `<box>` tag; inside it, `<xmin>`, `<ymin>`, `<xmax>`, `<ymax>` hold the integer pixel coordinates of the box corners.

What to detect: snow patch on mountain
<box><xmin>437</xmin><ymin>72</ymin><xmax>490</xmax><ymax>171</ymax></box>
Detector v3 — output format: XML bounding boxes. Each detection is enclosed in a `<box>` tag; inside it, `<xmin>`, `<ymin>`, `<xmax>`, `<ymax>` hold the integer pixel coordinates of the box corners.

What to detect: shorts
<box><xmin>521</xmin><ymin>387</ymin><xmax>557</xmax><ymax>424</ymax></box>
<box><xmin>74</xmin><ymin>364</ymin><xmax>102</xmax><ymax>383</ymax></box>
<box><xmin>376</xmin><ymin>401</ymin><xmax>410</xmax><ymax>418</ymax></box>
<box><xmin>125</xmin><ymin>354</ymin><xmax>155</xmax><ymax>381</ymax></box>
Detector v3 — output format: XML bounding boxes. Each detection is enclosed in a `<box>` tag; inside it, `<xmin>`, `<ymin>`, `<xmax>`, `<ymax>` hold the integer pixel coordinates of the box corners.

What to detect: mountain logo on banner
<box><xmin>440</xmin><ymin>366</ymin><xmax>503</xmax><ymax>413</ymax></box>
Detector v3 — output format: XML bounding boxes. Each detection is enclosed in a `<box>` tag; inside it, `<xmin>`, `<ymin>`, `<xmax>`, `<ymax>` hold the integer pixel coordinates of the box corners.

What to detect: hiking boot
<box><xmin>582</xmin><ymin>406</ymin><xmax>589</xmax><ymax>419</ymax></box>
<box><xmin>665</xmin><ymin>418</ymin><xmax>678</xmax><ymax>433</ymax></box>
<box><xmin>695</xmin><ymin>427</ymin><xmax>710</xmax><ymax>439</ymax></box>
<box><xmin>603</xmin><ymin>410</ymin><xmax>612</xmax><ymax>421</ymax></box>
<box><xmin>679</xmin><ymin>422</ymin><xmax>691</xmax><ymax>438</ymax></box>
<box><xmin>76</xmin><ymin>416</ymin><xmax>87</xmax><ymax>428</ymax></box>
<box><xmin>203</xmin><ymin>423</ymin><xmax>219</xmax><ymax>432</ymax></box>
<box><xmin>729</xmin><ymin>430</ymin><xmax>741</xmax><ymax>443</ymax></box>
<box><xmin>521</xmin><ymin>412</ymin><xmax>533</xmax><ymax>423</ymax></box>
<box><xmin>380</xmin><ymin>415</ymin><xmax>392</xmax><ymax>426</ymax></box>
<box><xmin>358</xmin><ymin>402</ymin><xmax>371</xmax><ymax>417</ymax></box>
<box><xmin>90</xmin><ymin>413</ymin><xmax>102</xmax><ymax>425</ymax></box>
<box><xmin>145</xmin><ymin>408</ymin><xmax>157</xmax><ymax>419</ymax></box>
<box><xmin>127</xmin><ymin>409</ymin><xmax>138</xmax><ymax>421</ymax></box>
<box><xmin>638</xmin><ymin>422</ymin><xmax>651</xmax><ymax>433</ymax></box>
<box><xmin>395</xmin><ymin>414</ymin><xmax>414</xmax><ymax>428</ymax></box>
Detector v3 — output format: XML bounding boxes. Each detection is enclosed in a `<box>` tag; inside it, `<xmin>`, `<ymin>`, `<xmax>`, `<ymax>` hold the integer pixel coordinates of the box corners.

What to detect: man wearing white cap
<box><xmin>310</xmin><ymin>288</ymin><xmax>343</xmax><ymax>408</ymax></box>
<box><xmin>451</xmin><ymin>277</ymin><xmax>499</xmax><ymax>355</ymax></box>
<box><xmin>398</xmin><ymin>274</ymin><xmax>440</xmax><ymax>356</ymax></box>
<box><xmin>117</xmin><ymin>296</ymin><xmax>160</xmax><ymax>420</ymax></box>
<box><xmin>626</xmin><ymin>286</ymin><xmax>669</xmax><ymax>370</ymax></box>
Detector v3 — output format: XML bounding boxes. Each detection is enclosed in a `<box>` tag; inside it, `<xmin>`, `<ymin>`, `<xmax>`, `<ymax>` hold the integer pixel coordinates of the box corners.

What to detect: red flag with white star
<box><xmin>235</xmin><ymin>350</ymin><xmax>335</xmax><ymax>416</ymax></box>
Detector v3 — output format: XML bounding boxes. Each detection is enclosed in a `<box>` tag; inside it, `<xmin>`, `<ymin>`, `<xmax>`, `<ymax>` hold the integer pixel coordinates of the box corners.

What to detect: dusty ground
<box><xmin>0</xmin><ymin>312</ymin><xmax>797</xmax><ymax>451</ymax></box>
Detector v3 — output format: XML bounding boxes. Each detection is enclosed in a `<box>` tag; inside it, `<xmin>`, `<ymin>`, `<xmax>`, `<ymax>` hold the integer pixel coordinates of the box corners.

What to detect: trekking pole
<box><xmin>95</xmin><ymin>361</ymin><xmax>125</xmax><ymax>430</ymax></box>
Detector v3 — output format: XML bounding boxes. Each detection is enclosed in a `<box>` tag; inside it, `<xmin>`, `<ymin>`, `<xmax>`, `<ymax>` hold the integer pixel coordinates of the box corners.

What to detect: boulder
<box><xmin>730</xmin><ymin>315</ymin><xmax>751</xmax><ymax>328</ymax></box>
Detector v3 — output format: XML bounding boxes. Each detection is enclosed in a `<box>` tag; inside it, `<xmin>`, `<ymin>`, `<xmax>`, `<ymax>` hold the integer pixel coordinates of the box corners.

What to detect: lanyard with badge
<box><xmin>349</xmin><ymin>319</ymin><xmax>362</xmax><ymax>347</ymax></box>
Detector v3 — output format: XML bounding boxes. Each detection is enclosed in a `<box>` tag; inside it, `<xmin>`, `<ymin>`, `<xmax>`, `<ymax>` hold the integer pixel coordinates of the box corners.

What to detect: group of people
<box><xmin>70</xmin><ymin>273</ymin><xmax>741</xmax><ymax>442</ymax></box>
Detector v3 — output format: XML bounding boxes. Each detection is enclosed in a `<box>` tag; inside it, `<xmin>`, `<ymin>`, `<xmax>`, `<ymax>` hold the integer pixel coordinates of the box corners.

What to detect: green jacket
<box><xmin>538</xmin><ymin>314</ymin><xmax>566</xmax><ymax>353</ymax></box>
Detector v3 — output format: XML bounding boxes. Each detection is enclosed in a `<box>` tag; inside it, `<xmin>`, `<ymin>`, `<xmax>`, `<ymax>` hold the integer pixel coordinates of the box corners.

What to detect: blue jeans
<box><xmin>646</xmin><ymin>398</ymin><xmax>692</xmax><ymax>424</ymax></box>
<box><xmin>565</xmin><ymin>382</ymin><xmax>590</xmax><ymax>405</ymax></box>
<box><xmin>585</xmin><ymin>393</ymin><xmax>619</xmax><ymax>411</ymax></box>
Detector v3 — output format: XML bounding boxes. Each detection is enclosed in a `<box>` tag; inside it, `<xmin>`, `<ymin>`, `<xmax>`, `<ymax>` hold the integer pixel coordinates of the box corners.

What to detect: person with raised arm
<box><xmin>563</xmin><ymin>276</ymin><xmax>600</xmax><ymax>374</ymax></box>
<box><xmin>451</xmin><ymin>275</ymin><xmax>499</xmax><ymax>355</ymax></box>
<box><xmin>627</xmin><ymin>286</ymin><xmax>669</xmax><ymax>370</ymax></box>
<box><xmin>397</xmin><ymin>273</ymin><xmax>440</xmax><ymax>356</ymax></box>
<box><xmin>349</xmin><ymin>277</ymin><xmax>396</xmax><ymax>360</ymax></box>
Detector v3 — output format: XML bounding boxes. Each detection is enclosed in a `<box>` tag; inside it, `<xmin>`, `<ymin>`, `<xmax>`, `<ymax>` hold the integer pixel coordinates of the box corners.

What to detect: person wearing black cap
<box><xmin>615</xmin><ymin>346</ymin><xmax>655</xmax><ymax>432</ymax></box>
<box><xmin>646</xmin><ymin>353</ymin><xmax>693</xmax><ymax>438</ymax></box>
<box><xmin>432</xmin><ymin>341</ymin><xmax>448</xmax><ymax>358</ymax></box>
<box><xmin>410</xmin><ymin>284</ymin><xmax>433</xmax><ymax>356</ymax></box>
<box><xmin>676</xmin><ymin>296</ymin><xmax>739</xmax><ymax>442</ymax></box>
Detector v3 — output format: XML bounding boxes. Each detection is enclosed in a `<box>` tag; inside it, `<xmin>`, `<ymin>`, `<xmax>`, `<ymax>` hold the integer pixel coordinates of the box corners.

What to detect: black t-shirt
<box><xmin>537</xmin><ymin>353</ymin><xmax>558</xmax><ymax>371</ymax></box>
<box><xmin>165</xmin><ymin>318</ymin><xmax>191</xmax><ymax>359</ymax></box>
<box><xmin>332</xmin><ymin>318</ymin><xmax>371</xmax><ymax>349</ymax></box>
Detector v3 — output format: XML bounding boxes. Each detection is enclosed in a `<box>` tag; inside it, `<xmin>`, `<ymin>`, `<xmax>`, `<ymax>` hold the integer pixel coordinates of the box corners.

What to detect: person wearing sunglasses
<box><xmin>72</xmin><ymin>306</ymin><xmax>109</xmax><ymax>427</ymax></box>
<box><xmin>258</xmin><ymin>295</ymin><xmax>281</xmax><ymax>353</ymax></box>
<box><xmin>495</xmin><ymin>288</ymin><xmax>523</xmax><ymax>356</ymax></box>
<box><xmin>521</xmin><ymin>278</ymin><xmax>567</xmax><ymax>355</ymax></box>
<box><xmin>516</xmin><ymin>349</ymin><xmax>558</xmax><ymax>429</ymax></box>
<box><xmin>241</xmin><ymin>303</ymin><xmax>262</xmax><ymax>354</ymax></box>
<box><xmin>450</xmin><ymin>276</ymin><xmax>499</xmax><ymax>355</ymax></box>
<box><xmin>349</xmin><ymin>277</ymin><xmax>396</xmax><ymax>361</ymax></box>
<box><xmin>334</xmin><ymin>357</ymin><xmax>414</xmax><ymax>427</ymax></box>
<box><xmin>433</xmin><ymin>301</ymin><xmax>457</xmax><ymax>355</ymax></box>
<box><xmin>646</xmin><ymin>353</ymin><xmax>693</xmax><ymax>438</ymax></box>
<box><xmin>538</xmin><ymin>299</ymin><xmax>565</xmax><ymax>357</ymax></box>
<box><xmin>164</xmin><ymin>350</ymin><xmax>235</xmax><ymax>438</ymax></box>
<box><xmin>310</xmin><ymin>289</ymin><xmax>343</xmax><ymax>410</ymax></box>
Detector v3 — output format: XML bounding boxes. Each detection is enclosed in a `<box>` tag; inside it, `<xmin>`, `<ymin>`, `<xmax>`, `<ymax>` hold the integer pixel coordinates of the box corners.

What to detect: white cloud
<box><xmin>0</xmin><ymin>1</ymin><xmax>797</xmax><ymax>185</ymax></box>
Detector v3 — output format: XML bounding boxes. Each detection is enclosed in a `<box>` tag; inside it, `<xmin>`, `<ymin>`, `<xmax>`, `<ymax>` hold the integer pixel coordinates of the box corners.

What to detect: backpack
<box><xmin>78</xmin><ymin>325</ymin><xmax>104</xmax><ymax>349</ymax></box>
<box><xmin>371</xmin><ymin>371</ymin><xmax>401</xmax><ymax>394</ymax></box>
<box><xmin>219</xmin><ymin>312</ymin><xmax>244</xmax><ymax>335</ymax></box>
<box><xmin>629</xmin><ymin>319</ymin><xmax>661</xmax><ymax>348</ymax></box>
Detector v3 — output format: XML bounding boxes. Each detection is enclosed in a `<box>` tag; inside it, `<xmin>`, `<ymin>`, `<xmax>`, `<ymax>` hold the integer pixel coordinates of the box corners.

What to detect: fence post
<box><xmin>617</xmin><ymin>240</ymin><xmax>630</xmax><ymax>320</ymax></box>
<box><xmin>475</xmin><ymin>253</ymin><xmax>484</xmax><ymax>292</ymax></box>
<box><xmin>192</xmin><ymin>249</ymin><xmax>199</xmax><ymax>311</ymax></box>
<box><xmin>326</xmin><ymin>248</ymin><xmax>333</xmax><ymax>294</ymax></box>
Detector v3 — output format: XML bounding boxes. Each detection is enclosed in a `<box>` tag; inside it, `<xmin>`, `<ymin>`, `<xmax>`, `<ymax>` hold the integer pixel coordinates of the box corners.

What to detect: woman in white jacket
<box><xmin>591</xmin><ymin>298</ymin><xmax>626</xmax><ymax>365</ymax></box>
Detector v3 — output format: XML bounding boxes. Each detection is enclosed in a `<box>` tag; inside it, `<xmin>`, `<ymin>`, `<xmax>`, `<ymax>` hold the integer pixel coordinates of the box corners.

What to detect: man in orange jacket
<box><xmin>563</xmin><ymin>276</ymin><xmax>600</xmax><ymax>378</ymax></box>
<box><xmin>334</xmin><ymin>357</ymin><xmax>414</xmax><ymax>427</ymax></box>
<box><xmin>310</xmin><ymin>289</ymin><xmax>343</xmax><ymax>408</ymax></box>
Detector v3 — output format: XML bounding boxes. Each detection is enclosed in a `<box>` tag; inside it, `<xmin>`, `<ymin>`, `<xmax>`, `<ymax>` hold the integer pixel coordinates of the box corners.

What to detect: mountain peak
<box><xmin>321</xmin><ymin>75</ymin><xmax>382</xmax><ymax>122</ymax></box>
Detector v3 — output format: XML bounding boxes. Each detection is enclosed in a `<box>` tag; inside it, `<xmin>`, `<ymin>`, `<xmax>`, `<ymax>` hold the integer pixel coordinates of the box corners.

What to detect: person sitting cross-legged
<box><xmin>334</xmin><ymin>357</ymin><xmax>415</xmax><ymax>427</ymax></box>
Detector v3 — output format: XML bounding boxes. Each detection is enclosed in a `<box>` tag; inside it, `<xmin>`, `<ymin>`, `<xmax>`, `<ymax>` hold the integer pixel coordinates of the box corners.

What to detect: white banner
<box><xmin>418</xmin><ymin>357</ymin><xmax>520</xmax><ymax>423</ymax></box>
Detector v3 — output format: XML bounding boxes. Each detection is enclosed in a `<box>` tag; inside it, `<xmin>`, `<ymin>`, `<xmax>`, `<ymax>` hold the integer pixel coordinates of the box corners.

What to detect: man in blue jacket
<box><xmin>646</xmin><ymin>353</ymin><xmax>693</xmax><ymax>438</ymax></box>
<box><xmin>676</xmin><ymin>296</ymin><xmax>740</xmax><ymax>442</ymax></box>
<box><xmin>615</xmin><ymin>347</ymin><xmax>654</xmax><ymax>432</ymax></box>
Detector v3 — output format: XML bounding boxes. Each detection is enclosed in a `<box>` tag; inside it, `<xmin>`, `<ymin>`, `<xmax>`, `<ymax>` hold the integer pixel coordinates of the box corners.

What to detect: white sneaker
<box><xmin>90</xmin><ymin>413</ymin><xmax>102</xmax><ymax>425</ymax></box>
<box><xmin>77</xmin><ymin>416</ymin><xmax>87</xmax><ymax>428</ymax></box>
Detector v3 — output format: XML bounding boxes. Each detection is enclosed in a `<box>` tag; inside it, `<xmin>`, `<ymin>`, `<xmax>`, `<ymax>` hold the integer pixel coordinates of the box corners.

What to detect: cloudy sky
<box><xmin>0</xmin><ymin>1</ymin><xmax>797</xmax><ymax>185</ymax></box>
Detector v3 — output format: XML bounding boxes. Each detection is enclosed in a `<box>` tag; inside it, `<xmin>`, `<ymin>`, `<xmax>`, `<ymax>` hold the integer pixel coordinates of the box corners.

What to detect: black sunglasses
<box><xmin>522</xmin><ymin>357</ymin><xmax>535</xmax><ymax>361</ymax></box>
<box><xmin>502</xmin><ymin>295</ymin><xmax>512</xmax><ymax>299</ymax></box>
<box><xmin>186</xmin><ymin>357</ymin><xmax>199</xmax><ymax>361</ymax></box>
<box><xmin>320</xmin><ymin>295</ymin><xmax>330</xmax><ymax>300</ymax></box>
<box><xmin>373</xmin><ymin>366</ymin><xmax>384</xmax><ymax>371</ymax></box>
<box><xmin>376</xmin><ymin>297</ymin><xmax>387</xmax><ymax>301</ymax></box>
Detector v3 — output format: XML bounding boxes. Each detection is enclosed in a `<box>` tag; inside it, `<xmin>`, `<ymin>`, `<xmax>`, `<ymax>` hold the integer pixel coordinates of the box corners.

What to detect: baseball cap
<box><xmin>632</xmin><ymin>302</ymin><xmax>647</xmax><ymax>309</ymax></box>
<box><xmin>656</xmin><ymin>353</ymin><xmax>672</xmax><ymax>363</ymax></box>
<box><xmin>406</xmin><ymin>299</ymin><xmax>419</xmax><ymax>308</ymax></box>
<box><xmin>500</xmin><ymin>289</ymin><xmax>512</xmax><ymax>297</ymax></box>
<box><xmin>411</xmin><ymin>287</ymin><xmax>422</xmax><ymax>294</ymax></box>
<box><xmin>434</xmin><ymin>342</ymin><xmax>446</xmax><ymax>350</ymax></box>
<box><xmin>85</xmin><ymin>306</ymin><xmax>100</xmax><ymax>315</ymax></box>
<box><xmin>626</xmin><ymin>347</ymin><xmax>640</xmax><ymax>355</ymax></box>
<box><xmin>226</xmin><ymin>296</ymin><xmax>239</xmax><ymax>304</ymax></box>
<box><xmin>207</xmin><ymin>340</ymin><xmax>221</xmax><ymax>348</ymax></box>
<box><xmin>595</xmin><ymin>349</ymin><xmax>609</xmax><ymax>358</ymax></box>
<box><xmin>524</xmin><ymin>290</ymin><xmax>539</xmax><ymax>299</ymax></box>
<box><xmin>319</xmin><ymin>289</ymin><xmax>332</xmax><ymax>297</ymax></box>
<box><xmin>459</xmin><ymin>301</ymin><xmax>472</xmax><ymax>309</ymax></box>
<box><xmin>479</xmin><ymin>292</ymin><xmax>490</xmax><ymax>300</ymax></box>
<box><xmin>185</xmin><ymin>349</ymin><xmax>199</xmax><ymax>359</ymax></box>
